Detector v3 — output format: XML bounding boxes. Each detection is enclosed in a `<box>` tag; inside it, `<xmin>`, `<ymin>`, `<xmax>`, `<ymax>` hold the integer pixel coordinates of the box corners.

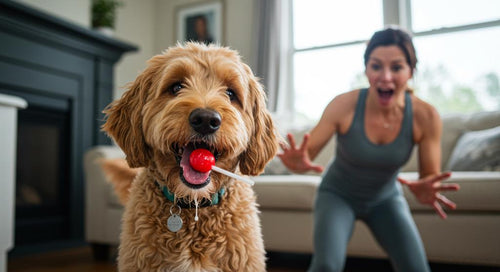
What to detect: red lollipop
<box><xmin>189</xmin><ymin>148</ymin><xmax>215</xmax><ymax>172</ymax></box>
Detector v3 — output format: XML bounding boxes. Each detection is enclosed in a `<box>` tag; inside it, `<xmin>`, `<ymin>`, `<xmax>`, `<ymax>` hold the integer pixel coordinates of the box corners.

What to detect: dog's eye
<box><xmin>169</xmin><ymin>82</ymin><xmax>183</xmax><ymax>95</ymax></box>
<box><xmin>226</xmin><ymin>88</ymin><xmax>237</xmax><ymax>101</ymax></box>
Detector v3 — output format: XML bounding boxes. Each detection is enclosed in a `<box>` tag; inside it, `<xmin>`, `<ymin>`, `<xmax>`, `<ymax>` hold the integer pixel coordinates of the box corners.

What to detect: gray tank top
<box><xmin>320</xmin><ymin>88</ymin><xmax>414</xmax><ymax>203</ymax></box>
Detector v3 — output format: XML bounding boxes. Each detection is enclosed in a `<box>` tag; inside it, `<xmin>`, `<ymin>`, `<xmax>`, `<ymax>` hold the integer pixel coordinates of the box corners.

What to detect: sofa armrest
<box><xmin>84</xmin><ymin>145</ymin><xmax>125</xmax><ymax>243</ymax></box>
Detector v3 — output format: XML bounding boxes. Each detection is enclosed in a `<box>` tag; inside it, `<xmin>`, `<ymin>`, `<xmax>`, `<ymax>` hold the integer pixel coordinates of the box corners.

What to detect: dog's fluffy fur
<box><xmin>101</xmin><ymin>43</ymin><xmax>279</xmax><ymax>272</ymax></box>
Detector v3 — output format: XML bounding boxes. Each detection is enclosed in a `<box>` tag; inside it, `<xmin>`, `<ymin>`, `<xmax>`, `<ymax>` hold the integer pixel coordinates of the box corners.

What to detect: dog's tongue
<box><xmin>181</xmin><ymin>146</ymin><xmax>211</xmax><ymax>185</ymax></box>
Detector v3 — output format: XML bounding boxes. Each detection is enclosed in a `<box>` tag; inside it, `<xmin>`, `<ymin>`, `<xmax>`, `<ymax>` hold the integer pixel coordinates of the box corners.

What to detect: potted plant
<box><xmin>91</xmin><ymin>0</ymin><xmax>123</xmax><ymax>36</ymax></box>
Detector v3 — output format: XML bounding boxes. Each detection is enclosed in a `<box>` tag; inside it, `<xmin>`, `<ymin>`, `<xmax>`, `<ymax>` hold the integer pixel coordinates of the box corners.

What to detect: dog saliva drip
<box><xmin>193</xmin><ymin>192</ymin><xmax>199</xmax><ymax>221</ymax></box>
<box><xmin>194</xmin><ymin>198</ymin><xmax>199</xmax><ymax>221</ymax></box>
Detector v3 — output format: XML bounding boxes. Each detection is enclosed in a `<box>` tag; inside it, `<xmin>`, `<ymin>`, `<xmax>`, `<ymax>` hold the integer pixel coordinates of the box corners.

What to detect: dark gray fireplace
<box><xmin>0</xmin><ymin>1</ymin><xmax>137</xmax><ymax>255</ymax></box>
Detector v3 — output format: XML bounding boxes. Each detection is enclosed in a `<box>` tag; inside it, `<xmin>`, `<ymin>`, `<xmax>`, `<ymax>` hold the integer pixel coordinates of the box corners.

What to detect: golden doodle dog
<box><xmin>101</xmin><ymin>42</ymin><xmax>279</xmax><ymax>272</ymax></box>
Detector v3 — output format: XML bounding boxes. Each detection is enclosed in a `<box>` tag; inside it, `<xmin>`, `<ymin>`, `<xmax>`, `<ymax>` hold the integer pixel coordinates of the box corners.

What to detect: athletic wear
<box><xmin>308</xmin><ymin>89</ymin><xmax>430</xmax><ymax>272</ymax></box>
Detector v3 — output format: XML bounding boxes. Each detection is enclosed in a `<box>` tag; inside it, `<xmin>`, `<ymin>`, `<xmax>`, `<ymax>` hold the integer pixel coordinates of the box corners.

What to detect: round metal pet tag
<box><xmin>167</xmin><ymin>214</ymin><xmax>183</xmax><ymax>232</ymax></box>
<box><xmin>167</xmin><ymin>205</ymin><xmax>183</xmax><ymax>232</ymax></box>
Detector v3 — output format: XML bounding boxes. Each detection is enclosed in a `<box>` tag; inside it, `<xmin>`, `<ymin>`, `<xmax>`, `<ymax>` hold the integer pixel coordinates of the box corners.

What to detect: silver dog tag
<box><xmin>167</xmin><ymin>214</ymin><xmax>183</xmax><ymax>232</ymax></box>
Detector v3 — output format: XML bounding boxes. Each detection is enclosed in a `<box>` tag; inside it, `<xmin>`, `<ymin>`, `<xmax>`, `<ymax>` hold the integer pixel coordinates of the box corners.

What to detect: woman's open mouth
<box><xmin>377</xmin><ymin>88</ymin><xmax>394</xmax><ymax>105</ymax></box>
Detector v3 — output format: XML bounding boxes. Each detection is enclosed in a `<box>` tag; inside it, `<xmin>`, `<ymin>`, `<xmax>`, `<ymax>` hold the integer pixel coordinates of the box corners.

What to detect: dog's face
<box><xmin>103</xmin><ymin>43</ymin><xmax>278</xmax><ymax>200</ymax></box>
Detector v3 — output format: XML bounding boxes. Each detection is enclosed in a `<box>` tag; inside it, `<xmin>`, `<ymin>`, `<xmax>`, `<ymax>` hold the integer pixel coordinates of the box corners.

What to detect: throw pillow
<box><xmin>440</xmin><ymin>114</ymin><xmax>467</xmax><ymax>167</ymax></box>
<box><xmin>263</xmin><ymin>156</ymin><xmax>291</xmax><ymax>175</ymax></box>
<box><xmin>446</xmin><ymin>126</ymin><xmax>500</xmax><ymax>171</ymax></box>
<box><xmin>263</xmin><ymin>126</ymin><xmax>312</xmax><ymax>175</ymax></box>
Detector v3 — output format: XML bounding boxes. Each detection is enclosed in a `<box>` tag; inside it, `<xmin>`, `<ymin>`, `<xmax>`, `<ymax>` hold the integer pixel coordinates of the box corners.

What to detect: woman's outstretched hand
<box><xmin>277</xmin><ymin>133</ymin><xmax>324</xmax><ymax>174</ymax></box>
<box><xmin>398</xmin><ymin>172</ymin><xmax>460</xmax><ymax>219</ymax></box>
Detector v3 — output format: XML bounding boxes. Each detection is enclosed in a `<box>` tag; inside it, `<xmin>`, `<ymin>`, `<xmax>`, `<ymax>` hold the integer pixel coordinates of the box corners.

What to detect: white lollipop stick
<box><xmin>212</xmin><ymin>165</ymin><xmax>255</xmax><ymax>186</ymax></box>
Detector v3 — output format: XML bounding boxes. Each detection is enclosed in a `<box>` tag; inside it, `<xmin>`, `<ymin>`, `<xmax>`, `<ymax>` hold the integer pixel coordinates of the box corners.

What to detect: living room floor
<box><xmin>7</xmin><ymin>247</ymin><xmax>305</xmax><ymax>272</ymax></box>
<box><xmin>8</xmin><ymin>246</ymin><xmax>500</xmax><ymax>272</ymax></box>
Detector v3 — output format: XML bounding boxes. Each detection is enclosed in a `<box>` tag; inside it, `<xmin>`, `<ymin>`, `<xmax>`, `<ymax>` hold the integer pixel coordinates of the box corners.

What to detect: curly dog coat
<box><xmin>102</xmin><ymin>43</ymin><xmax>279</xmax><ymax>272</ymax></box>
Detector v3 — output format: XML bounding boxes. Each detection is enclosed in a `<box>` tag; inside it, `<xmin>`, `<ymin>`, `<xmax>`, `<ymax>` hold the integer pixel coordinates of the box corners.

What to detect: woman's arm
<box><xmin>278</xmin><ymin>92</ymin><xmax>354</xmax><ymax>173</ymax></box>
<box><xmin>398</xmin><ymin>100</ymin><xmax>460</xmax><ymax>219</ymax></box>
<box><xmin>307</xmin><ymin>98</ymin><xmax>341</xmax><ymax>160</ymax></box>
<box><xmin>417</xmin><ymin>104</ymin><xmax>442</xmax><ymax>178</ymax></box>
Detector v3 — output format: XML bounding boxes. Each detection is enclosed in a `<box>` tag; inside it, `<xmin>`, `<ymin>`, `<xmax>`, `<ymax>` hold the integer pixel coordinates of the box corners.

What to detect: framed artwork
<box><xmin>176</xmin><ymin>1</ymin><xmax>223</xmax><ymax>44</ymax></box>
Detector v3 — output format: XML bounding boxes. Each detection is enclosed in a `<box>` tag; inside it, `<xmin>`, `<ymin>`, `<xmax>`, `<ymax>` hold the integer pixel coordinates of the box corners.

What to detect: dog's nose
<box><xmin>189</xmin><ymin>108</ymin><xmax>221</xmax><ymax>135</ymax></box>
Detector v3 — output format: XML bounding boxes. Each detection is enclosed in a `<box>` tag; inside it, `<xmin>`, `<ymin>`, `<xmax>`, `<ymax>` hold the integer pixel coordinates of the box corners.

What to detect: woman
<box><xmin>278</xmin><ymin>27</ymin><xmax>460</xmax><ymax>272</ymax></box>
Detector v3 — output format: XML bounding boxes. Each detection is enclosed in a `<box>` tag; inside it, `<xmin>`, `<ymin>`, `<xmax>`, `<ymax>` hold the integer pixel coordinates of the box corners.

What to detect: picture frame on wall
<box><xmin>176</xmin><ymin>1</ymin><xmax>223</xmax><ymax>45</ymax></box>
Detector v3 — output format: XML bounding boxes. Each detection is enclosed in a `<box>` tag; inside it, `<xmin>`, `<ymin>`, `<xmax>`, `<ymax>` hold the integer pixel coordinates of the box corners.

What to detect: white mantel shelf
<box><xmin>0</xmin><ymin>93</ymin><xmax>28</xmax><ymax>109</ymax></box>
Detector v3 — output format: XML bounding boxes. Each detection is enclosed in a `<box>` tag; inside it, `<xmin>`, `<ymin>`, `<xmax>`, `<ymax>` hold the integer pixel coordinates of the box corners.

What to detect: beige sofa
<box><xmin>84</xmin><ymin>111</ymin><xmax>500</xmax><ymax>266</ymax></box>
<box><xmin>255</xmin><ymin>110</ymin><xmax>500</xmax><ymax>267</ymax></box>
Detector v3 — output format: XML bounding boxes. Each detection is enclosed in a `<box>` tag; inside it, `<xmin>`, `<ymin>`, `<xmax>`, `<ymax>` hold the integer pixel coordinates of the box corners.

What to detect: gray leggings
<box><xmin>308</xmin><ymin>190</ymin><xmax>430</xmax><ymax>272</ymax></box>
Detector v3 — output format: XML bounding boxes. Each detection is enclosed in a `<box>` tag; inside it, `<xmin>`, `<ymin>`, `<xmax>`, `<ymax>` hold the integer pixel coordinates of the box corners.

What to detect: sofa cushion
<box><xmin>446</xmin><ymin>126</ymin><xmax>500</xmax><ymax>171</ymax></box>
<box><xmin>253</xmin><ymin>175</ymin><xmax>320</xmax><ymax>211</ymax></box>
<box><xmin>440</xmin><ymin>114</ymin><xmax>469</xmax><ymax>169</ymax></box>
<box><xmin>108</xmin><ymin>184</ymin><xmax>124</xmax><ymax>207</ymax></box>
<box><xmin>402</xmin><ymin>114</ymin><xmax>467</xmax><ymax>172</ymax></box>
<box><xmin>400</xmin><ymin>146</ymin><xmax>419</xmax><ymax>172</ymax></box>
<box><xmin>463</xmin><ymin>110</ymin><xmax>500</xmax><ymax>131</ymax></box>
<box><xmin>83</xmin><ymin>145</ymin><xmax>127</xmax><ymax>208</ymax></box>
<box><xmin>254</xmin><ymin>172</ymin><xmax>500</xmax><ymax>213</ymax></box>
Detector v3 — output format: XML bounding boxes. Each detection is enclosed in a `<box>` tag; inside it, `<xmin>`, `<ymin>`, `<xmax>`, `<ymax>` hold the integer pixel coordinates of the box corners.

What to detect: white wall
<box><xmin>153</xmin><ymin>0</ymin><xmax>254</xmax><ymax>62</ymax></box>
<box><xmin>113</xmin><ymin>0</ymin><xmax>157</xmax><ymax>99</ymax></box>
<box><xmin>16</xmin><ymin>0</ymin><xmax>91</xmax><ymax>27</ymax></box>
<box><xmin>120</xmin><ymin>0</ymin><xmax>255</xmax><ymax>98</ymax></box>
<box><xmin>13</xmin><ymin>0</ymin><xmax>256</xmax><ymax>99</ymax></box>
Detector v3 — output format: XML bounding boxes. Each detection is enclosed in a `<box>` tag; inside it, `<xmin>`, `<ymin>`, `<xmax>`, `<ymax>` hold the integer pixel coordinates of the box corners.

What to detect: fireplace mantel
<box><xmin>0</xmin><ymin>1</ymin><xmax>137</xmax><ymax>255</ymax></box>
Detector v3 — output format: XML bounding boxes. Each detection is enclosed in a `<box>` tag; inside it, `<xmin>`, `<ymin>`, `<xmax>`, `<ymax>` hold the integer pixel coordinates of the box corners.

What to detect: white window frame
<box><xmin>281</xmin><ymin>0</ymin><xmax>500</xmax><ymax>127</ymax></box>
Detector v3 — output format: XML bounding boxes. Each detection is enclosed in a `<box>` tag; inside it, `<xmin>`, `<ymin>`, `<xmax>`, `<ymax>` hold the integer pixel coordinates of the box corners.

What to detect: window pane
<box><xmin>411</xmin><ymin>0</ymin><xmax>500</xmax><ymax>32</ymax></box>
<box><xmin>293</xmin><ymin>0</ymin><xmax>383</xmax><ymax>49</ymax></box>
<box><xmin>293</xmin><ymin>44</ymin><xmax>366</xmax><ymax>123</ymax></box>
<box><xmin>413</xmin><ymin>26</ymin><xmax>500</xmax><ymax>114</ymax></box>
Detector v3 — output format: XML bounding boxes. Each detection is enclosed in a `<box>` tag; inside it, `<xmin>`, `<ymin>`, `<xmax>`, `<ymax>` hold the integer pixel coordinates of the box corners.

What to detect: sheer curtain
<box><xmin>252</xmin><ymin>0</ymin><xmax>290</xmax><ymax>113</ymax></box>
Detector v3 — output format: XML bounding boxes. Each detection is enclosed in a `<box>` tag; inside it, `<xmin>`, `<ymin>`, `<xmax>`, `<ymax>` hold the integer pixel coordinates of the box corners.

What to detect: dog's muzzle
<box><xmin>172</xmin><ymin>108</ymin><xmax>223</xmax><ymax>189</ymax></box>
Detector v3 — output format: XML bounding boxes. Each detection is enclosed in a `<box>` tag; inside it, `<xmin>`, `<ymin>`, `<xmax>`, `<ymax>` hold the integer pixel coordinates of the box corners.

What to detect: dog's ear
<box><xmin>102</xmin><ymin>69</ymin><xmax>153</xmax><ymax>168</ymax></box>
<box><xmin>239</xmin><ymin>75</ymin><xmax>279</xmax><ymax>176</ymax></box>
